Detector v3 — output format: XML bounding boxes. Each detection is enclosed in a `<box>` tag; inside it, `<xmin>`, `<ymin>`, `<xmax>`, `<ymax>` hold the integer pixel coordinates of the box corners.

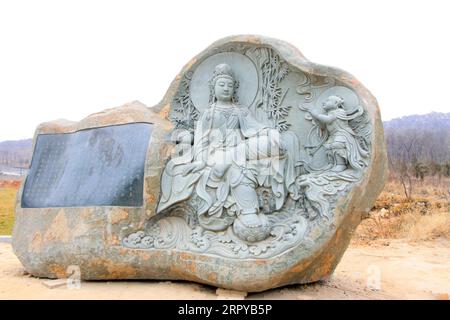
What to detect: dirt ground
<box><xmin>0</xmin><ymin>238</ymin><xmax>448</xmax><ymax>300</ymax></box>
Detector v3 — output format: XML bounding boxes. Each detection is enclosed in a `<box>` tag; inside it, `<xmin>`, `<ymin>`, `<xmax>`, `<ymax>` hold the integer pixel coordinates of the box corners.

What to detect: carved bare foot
<box><xmin>237</xmin><ymin>213</ymin><xmax>263</xmax><ymax>228</ymax></box>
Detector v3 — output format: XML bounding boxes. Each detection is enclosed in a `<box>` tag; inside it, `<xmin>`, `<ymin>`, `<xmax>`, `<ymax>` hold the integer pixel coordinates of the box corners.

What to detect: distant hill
<box><xmin>0</xmin><ymin>139</ymin><xmax>32</xmax><ymax>151</ymax></box>
<box><xmin>383</xmin><ymin>112</ymin><xmax>450</xmax><ymax>164</ymax></box>
<box><xmin>384</xmin><ymin>112</ymin><xmax>450</xmax><ymax>132</ymax></box>
<box><xmin>0</xmin><ymin>139</ymin><xmax>32</xmax><ymax>169</ymax></box>
<box><xmin>0</xmin><ymin>112</ymin><xmax>449</xmax><ymax>170</ymax></box>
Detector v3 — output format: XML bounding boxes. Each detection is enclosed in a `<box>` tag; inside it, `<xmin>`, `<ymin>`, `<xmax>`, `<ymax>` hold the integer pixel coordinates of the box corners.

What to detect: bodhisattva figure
<box><xmin>308</xmin><ymin>95</ymin><xmax>369</xmax><ymax>172</ymax></box>
<box><xmin>157</xmin><ymin>63</ymin><xmax>299</xmax><ymax>242</ymax></box>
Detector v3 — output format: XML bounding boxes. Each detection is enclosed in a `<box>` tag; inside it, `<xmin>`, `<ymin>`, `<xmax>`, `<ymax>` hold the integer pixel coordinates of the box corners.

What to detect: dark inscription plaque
<box><xmin>22</xmin><ymin>123</ymin><xmax>153</xmax><ymax>208</ymax></box>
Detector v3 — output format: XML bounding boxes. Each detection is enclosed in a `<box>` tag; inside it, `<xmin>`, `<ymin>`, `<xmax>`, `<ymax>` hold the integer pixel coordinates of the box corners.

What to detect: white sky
<box><xmin>1</xmin><ymin>0</ymin><xmax>449</xmax><ymax>141</ymax></box>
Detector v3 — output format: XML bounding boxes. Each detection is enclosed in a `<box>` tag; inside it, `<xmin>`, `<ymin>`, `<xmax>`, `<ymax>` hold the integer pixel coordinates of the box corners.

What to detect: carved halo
<box><xmin>189</xmin><ymin>52</ymin><xmax>259</xmax><ymax>112</ymax></box>
<box><xmin>317</xmin><ymin>86</ymin><xmax>360</xmax><ymax>114</ymax></box>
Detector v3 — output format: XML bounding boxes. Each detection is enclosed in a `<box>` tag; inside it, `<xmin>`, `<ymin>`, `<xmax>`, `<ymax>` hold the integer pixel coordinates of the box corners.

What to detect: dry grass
<box><xmin>353</xmin><ymin>176</ymin><xmax>450</xmax><ymax>245</ymax></box>
<box><xmin>0</xmin><ymin>186</ymin><xmax>18</xmax><ymax>235</ymax></box>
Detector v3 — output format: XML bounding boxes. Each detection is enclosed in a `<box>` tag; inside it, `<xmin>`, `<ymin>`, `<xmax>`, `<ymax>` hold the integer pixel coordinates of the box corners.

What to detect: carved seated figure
<box><xmin>157</xmin><ymin>63</ymin><xmax>299</xmax><ymax>242</ymax></box>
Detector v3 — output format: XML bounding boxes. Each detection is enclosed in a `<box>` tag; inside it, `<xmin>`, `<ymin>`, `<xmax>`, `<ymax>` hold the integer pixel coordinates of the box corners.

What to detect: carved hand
<box><xmin>258</xmin><ymin>128</ymin><xmax>270</xmax><ymax>136</ymax></box>
<box><xmin>192</xmin><ymin>161</ymin><xmax>207</xmax><ymax>173</ymax></box>
<box><xmin>309</xmin><ymin>107</ymin><xmax>322</xmax><ymax>118</ymax></box>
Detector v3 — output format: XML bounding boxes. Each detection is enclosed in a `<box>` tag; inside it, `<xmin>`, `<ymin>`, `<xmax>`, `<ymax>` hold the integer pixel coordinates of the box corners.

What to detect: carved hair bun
<box><xmin>212</xmin><ymin>63</ymin><xmax>235</xmax><ymax>83</ymax></box>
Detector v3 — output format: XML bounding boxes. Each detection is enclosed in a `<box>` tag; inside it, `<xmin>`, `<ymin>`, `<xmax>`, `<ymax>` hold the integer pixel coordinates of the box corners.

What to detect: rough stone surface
<box><xmin>12</xmin><ymin>35</ymin><xmax>387</xmax><ymax>292</ymax></box>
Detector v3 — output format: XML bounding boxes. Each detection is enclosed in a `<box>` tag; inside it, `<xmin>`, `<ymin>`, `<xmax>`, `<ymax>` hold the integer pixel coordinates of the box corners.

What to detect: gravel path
<box><xmin>0</xmin><ymin>236</ymin><xmax>11</xmax><ymax>243</ymax></box>
<box><xmin>0</xmin><ymin>239</ymin><xmax>448</xmax><ymax>300</ymax></box>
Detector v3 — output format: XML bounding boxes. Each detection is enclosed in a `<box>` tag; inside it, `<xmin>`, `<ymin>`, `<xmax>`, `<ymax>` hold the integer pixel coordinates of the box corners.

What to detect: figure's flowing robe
<box><xmin>157</xmin><ymin>103</ymin><xmax>299</xmax><ymax>223</ymax></box>
<box><xmin>327</xmin><ymin>108</ymin><xmax>369</xmax><ymax>171</ymax></box>
<box><xmin>297</xmin><ymin>106</ymin><xmax>369</xmax><ymax>220</ymax></box>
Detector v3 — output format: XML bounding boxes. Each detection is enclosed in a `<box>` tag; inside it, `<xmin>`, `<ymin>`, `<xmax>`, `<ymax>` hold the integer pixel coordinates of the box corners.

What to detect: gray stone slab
<box><xmin>22</xmin><ymin>123</ymin><xmax>153</xmax><ymax>208</ymax></box>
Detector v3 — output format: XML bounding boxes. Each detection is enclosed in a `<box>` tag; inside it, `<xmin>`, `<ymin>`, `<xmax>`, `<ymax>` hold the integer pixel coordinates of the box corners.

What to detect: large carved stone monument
<box><xmin>12</xmin><ymin>35</ymin><xmax>387</xmax><ymax>292</ymax></box>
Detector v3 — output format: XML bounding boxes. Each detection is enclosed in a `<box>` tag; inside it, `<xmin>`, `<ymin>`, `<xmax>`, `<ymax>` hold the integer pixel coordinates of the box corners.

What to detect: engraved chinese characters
<box><xmin>22</xmin><ymin>123</ymin><xmax>152</xmax><ymax>207</ymax></box>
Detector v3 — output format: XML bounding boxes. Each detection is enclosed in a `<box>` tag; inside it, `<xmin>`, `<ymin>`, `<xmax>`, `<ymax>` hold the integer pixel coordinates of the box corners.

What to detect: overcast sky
<box><xmin>1</xmin><ymin>0</ymin><xmax>449</xmax><ymax>141</ymax></box>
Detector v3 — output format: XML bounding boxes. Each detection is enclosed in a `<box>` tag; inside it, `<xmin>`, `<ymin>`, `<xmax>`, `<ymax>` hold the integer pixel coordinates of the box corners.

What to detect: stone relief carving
<box><xmin>123</xmin><ymin>45</ymin><xmax>373</xmax><ymax>258</ymax></box>
<box><xmin>170</xmin><ymin>71</ymin><xmax>199</xmax><ymax>131</ymax></box>
<box><xmin>245</xmin><ymin>47</ymin><xmax>292</xmax><ymax>132</ymax></box>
